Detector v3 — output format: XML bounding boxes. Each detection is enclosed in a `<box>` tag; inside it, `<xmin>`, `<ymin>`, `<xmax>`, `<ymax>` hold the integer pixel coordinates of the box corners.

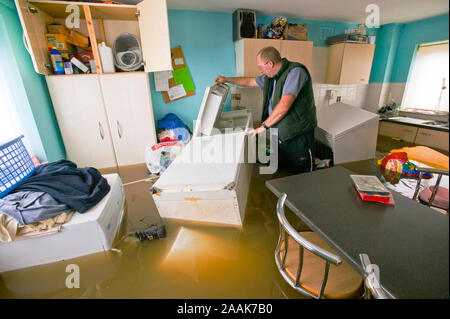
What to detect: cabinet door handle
<box><xmin>98</xmin><ymin>122</ymin><xmax>105</xmax><ymax>140</ymax></box>
<box><xmin>22</xmin><ymin>33</ymin><xmax>31</xmax><ymax>55</ymax></box>
<box><xmin>420</xmin><ymin>132</ymin><xmax>432</xmax><ymax>136</ymax></box>
<box><xmin>117</xmin><ymin>121</ymin><xmax>123</xmax><ymax>139</ymax></box>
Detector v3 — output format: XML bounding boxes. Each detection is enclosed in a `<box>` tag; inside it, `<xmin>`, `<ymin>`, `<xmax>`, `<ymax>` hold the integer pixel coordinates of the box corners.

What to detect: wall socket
<box><xmin>326</xmin><ymin>89</ymin><xmax>337</xmax><ymax>99</ymax></box>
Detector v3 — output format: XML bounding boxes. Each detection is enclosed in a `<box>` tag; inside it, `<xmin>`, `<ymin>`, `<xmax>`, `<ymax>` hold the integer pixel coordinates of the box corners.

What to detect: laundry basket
<box><xmin>0</xmin><ymin>135</ymin><xmax>36</xmax><ymax>199</ymax></box>
<box><xmin>113</xmin><ymin>33</ymin><xmax>143</xmax><ymax>71</ymax></box>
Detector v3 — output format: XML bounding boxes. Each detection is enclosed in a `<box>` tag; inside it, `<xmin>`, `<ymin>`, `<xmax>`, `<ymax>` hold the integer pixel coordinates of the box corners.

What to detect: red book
<box><xmin>357</xmin><ymin>190</ymin><xmax>395</xmax><ymax>206</ymax></box>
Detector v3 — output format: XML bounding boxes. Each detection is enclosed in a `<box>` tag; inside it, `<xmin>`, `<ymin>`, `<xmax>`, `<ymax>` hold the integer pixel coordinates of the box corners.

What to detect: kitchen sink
<box><xmin>422</xmin><ymin>121</ymin><xmax>449</xmax><ymax>127</ymax></box>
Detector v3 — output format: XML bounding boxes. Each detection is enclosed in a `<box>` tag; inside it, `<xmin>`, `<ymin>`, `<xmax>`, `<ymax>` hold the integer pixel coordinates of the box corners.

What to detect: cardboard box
<box><xmin>47</xmin><ymin>23</ymin><xmax>67</xmax><ymax>34</ymax></box>
<box><xmin>46</xmin><ymin>33</ymin><xmax>71</xmax><ymax>51</ymax></box>
<box><xmin>282</xmin><ymin>23</ymin><xmax>307</xmax><ymax>41</ymax></box>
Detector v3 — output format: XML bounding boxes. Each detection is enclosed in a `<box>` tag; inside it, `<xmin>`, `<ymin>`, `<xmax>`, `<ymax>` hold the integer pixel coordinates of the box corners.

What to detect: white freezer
<box><xmin>315</xmin><ymin>102</ymin><xmax>379</xmax><ymax>164</ymax></box>
<box><xmin>0</xmin><ymin>173</ymin><xmax>125</xmax><ymax>273</ymax></box>
<box><xmin>152</xmin><ymin>84</ymin><xmax>253</xmax><ymax>227</ymax></box>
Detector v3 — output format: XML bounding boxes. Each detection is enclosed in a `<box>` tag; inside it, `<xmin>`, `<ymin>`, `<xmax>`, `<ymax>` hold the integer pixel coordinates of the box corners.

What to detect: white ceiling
<box><xmin>163</xmin><ymin>0</ymin><xmax>449</xmax><ymax>25</ymax></box>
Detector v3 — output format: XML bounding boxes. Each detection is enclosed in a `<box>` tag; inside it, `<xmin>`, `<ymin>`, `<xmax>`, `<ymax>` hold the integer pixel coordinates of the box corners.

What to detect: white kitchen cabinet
<box><xmin>414</xmin><ymin>128</ymin><xmax>449</xmax><ymax>152</ymax></box>
<box><xmin>378</xmin><ymin>121</ymin><xmax>418</xmax><ymax>143</ymax></box>
<box><xmin>152</xmin><ymin>84</ymin><xmax>254</xmax><ymax>228</ymax></box>
<box><xmin>16</xmin><ymin>0</ymin><xmax>169</xmax><ymax>169</ymax></box>
<box><xmin>99</xmin><ymin>73</ymin><xmax>157</xmax><ymax>166</ymax></box>
<box><xmin>325</xmin><ymin>43</ymin><xmax>375</xmax><ymax>84</ymax></box>
<box><xmin>235</xmin><ymin>38</ymin><xmax>313</xmax><ymax>77</ymax></box>
<box><xmin>15</xmin><ymin>0</ymin><xmax>171</xmax><ymax>75</ymax></box>
<box><xmin>45</xmin><ymin>74</ymin><xmax>117</xmax><ymax>168</ymax></box>
<box><xmin>46</xmin><ymin>73</ymin><xmax>157</xmax><ymax>169</ymax></box>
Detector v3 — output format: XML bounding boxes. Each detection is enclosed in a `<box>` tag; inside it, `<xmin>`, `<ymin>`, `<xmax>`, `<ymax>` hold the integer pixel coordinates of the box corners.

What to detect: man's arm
<box><xmin>263</xmin><ymin>94</ymin><xmax>296</xmax><ymax>127</ymax></box>
<box><xmin>248</xmin><ymin>94</ymin><xmax>296</xmax><ymax>137</ymax></box>
<box><xmin>215</xmin><ymin>76</ymin><xmax>259</xmax><ymax>88</ymax></box>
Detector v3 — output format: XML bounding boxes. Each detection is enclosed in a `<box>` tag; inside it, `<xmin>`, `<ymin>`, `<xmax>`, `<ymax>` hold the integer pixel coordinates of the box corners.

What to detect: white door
<box><xmin>15</xmin><ymin>0</ymin><xmax>54</xmax><ymax>75</ymax></box>
<box><xmin>45</xmin><ymin>75</ymin><xmax>117</xmax><ymax>169</ymax></box>
<box><xmin>99</xmin><ymin>73</ymin><xmax>157</xmax><ymax>166</ymax></box>
<box><xmin>137</xmin><ymin>0</ymin><xmax>172</xmax><ymax>72</ymax></box>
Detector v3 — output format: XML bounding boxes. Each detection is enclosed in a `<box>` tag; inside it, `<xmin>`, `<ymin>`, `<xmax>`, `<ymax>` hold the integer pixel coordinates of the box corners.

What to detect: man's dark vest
<box><xmin>261</xmin><ymin>58</ymin><xmax>317</xmax><ymax>142</ymax></box>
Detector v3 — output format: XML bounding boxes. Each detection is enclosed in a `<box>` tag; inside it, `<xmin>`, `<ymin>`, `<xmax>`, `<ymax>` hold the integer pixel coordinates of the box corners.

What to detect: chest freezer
<box><xmin>315</xmin><ymin>102</ymin><xmax>379</xmax><ymax>164</ymax></box>
<box><xmin>151</xmin><ymin>84</ymin><xmax>253</xmax><ymax>228</ymax></box>
<box><xmin>0</xmin><ymin>173</ymin><xmax>125</xmax><ymax>273</ymax></box>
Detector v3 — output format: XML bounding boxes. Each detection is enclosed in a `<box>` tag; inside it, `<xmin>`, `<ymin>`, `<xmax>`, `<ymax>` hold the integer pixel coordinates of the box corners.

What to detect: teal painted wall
<box><xmin>149</xmin><ymin>10</ymin><xmax>235</xmax><ymax>131</ymax></box>
<box><xmin>0</xmin><ymin>0</ymin><xmax>65</xmax><ymax>162</ymax></box>
<box><xmin>369</xmin><ymin>23</ymin><xmax>403</xmax><ymax>83</ymax></box>
<box><xmin>368</xmin><ymin>14</ymin><xmax>448</xmax><ymax>83</ymax></box>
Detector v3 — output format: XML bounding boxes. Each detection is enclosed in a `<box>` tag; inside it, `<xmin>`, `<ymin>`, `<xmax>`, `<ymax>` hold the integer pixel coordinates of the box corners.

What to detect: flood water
<box><xmin>0</xmin><ymin>164</ymin><xmax>309</xmax><ymax>299</ymax></box>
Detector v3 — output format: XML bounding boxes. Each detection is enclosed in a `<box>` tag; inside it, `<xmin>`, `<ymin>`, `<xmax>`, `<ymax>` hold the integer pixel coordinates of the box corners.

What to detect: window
<box><xmin>0</xmin><ymin>67</ymin><xmax>22</xmax><ymax>144</ymax></box>
<box><xmin>402</xmin><ymin>41</ymin><xmax>449</xmax><ymax>113</ymax></box>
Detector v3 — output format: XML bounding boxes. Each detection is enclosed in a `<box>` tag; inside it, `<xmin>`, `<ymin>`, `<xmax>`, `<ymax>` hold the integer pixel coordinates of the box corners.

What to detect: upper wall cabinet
<box><xmin>15</xmin><ymin>0</ymin><xmax>171</xmax><ymax>75</ymax></box>
<box><xmin>235</xmin><ymin>39</ymin><xmax>313</xmax><ymax>77</ymax></box>
<box><xmin>325</xmin><ymin>43</ymin><xmax>375</xmax><ymax>85</ymax></box>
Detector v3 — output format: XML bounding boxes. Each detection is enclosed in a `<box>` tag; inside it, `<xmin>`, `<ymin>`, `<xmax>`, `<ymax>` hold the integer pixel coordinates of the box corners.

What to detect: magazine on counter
<box><xmin>350</xmin><ymin>174</ymin><xmax>395</xmax><ymax>206</ymax></box>
<box><xmin>350</xmin><ymin>175</ymin><xmax>391</xmax><ymax>195</ymax></box>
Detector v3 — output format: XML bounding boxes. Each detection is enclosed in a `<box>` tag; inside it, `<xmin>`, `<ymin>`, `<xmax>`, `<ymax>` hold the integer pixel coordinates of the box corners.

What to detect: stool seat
<box><xmin>281</xmin><ymin>231</ymin><xmax>364</xmax><ymax>299</ymax></box>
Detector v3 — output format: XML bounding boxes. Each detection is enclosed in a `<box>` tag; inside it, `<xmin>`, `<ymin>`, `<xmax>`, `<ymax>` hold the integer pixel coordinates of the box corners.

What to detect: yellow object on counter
<box><xmin>390</xmin><ymin>146</ymin><xmax>449</xmax><ymax>170</ymax></box>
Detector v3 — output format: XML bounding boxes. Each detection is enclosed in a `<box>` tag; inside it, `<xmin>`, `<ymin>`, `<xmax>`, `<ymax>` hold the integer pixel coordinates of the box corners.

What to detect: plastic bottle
<box><xmin>50</xmin><ymin>48</ymin><xmax>65</xmax><ymax>75</ymax></box>
<box><xmin>98</xmin><ymin>42</ymin><xmax>116</xmax><ymax>73</ymax></box>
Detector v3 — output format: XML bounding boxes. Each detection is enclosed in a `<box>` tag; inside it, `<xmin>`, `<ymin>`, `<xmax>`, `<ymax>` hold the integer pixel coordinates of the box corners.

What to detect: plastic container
<box><xmin>113</xmin><ymin>33</ymin><xmax>143</xmax><ymax>71</ymax></box>
<box><xmin>0</xmin><ymin>135</ymin><xmax>36</xmax><ymax>199</ymax></box>
<box><xmin>98</xmin><ymin>42</ymin><xmax>116</xmax><ymax>73</ymax></box>
<box><xmin>50</xmin><ymin>48</ymin><xmax>65</xmax><ymax>75</ymax></box>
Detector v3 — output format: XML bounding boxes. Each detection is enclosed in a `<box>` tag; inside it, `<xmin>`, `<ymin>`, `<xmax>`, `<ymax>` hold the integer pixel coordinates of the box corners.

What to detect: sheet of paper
<box><xmin>174</xmin><ymin>58</ymin><xmax>184</xmax><ymax>65</ymax></box>
<box><xmin>153</xmin><ymin>71</ymin><xmax>173</xmax><ymax>91</ymax></box>
<box><xmin>172</xmin><ymin>66</ymin><xmax>195</xmax><ymax>92</ymax></box>
<box><xmin>168</xmin><ymin>84</ymin><xmax>187</xmax><ymax>100</ymax></box>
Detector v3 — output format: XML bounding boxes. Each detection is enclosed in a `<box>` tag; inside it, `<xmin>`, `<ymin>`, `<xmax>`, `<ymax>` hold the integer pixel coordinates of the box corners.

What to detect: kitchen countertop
<box><xmin>380</xmin><ymin>116</ymin><xmax>449</xmax><ymax>132</ymax></box>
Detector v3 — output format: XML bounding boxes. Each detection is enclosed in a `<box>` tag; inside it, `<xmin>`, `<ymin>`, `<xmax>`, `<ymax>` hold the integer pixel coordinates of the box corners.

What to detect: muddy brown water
<box><xmin>0</xmin><ymin>164</ymin><xmax>311</xmax><ymax>299</ymax></box>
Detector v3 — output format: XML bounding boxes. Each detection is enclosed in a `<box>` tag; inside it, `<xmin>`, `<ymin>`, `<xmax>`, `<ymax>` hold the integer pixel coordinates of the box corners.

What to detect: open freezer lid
<box><xmin>193</xmin><ymin>83</ymin><xmax>230</xmax><ymax>137</ymax></box>
<box><xmin>317</xmin><ymin>102</ymin><xmax>379</xmax><ymax>139</ymax></box>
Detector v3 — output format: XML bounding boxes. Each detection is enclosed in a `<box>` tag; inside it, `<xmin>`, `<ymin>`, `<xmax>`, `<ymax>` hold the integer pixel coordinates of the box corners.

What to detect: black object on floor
<box><xmin>135</xmin><ymin>224</ymin><xmax>167</xmax><ymax>241</ymax></box>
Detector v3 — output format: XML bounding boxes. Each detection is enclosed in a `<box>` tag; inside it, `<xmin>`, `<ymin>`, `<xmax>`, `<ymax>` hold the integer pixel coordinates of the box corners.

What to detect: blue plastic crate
<box><xmin>0</xmin><ymin>135</ymin><xmax>36</xmax><ymax>199</ymax></box>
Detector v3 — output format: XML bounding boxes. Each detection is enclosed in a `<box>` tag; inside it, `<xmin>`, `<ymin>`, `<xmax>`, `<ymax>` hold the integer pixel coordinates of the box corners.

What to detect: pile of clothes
<box><xmin>0</xmin><ymin>160</ymin><xmax>110</xmax><ymax>242</ymax></box>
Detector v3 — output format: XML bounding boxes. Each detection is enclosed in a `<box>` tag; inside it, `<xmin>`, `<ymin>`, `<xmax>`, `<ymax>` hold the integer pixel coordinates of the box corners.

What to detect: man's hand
<box><xmin>215</xmin><ymin>75</ymin><xmax>227</xmax><ymax>84</ymax></box>
<box><xmin>247</xmin><ymin>126</ymin><xmax>266</xmax><ymax>138</ymax></box>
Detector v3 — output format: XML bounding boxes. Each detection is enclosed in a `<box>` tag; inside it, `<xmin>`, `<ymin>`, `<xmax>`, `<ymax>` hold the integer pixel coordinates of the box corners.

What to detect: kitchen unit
<box><xmin>235</xmin><ymin>38</ymin><xmax>313</xmax><ymax>77</ymax></box>
<box><xmin>151</xmin><ymin>84</ymin><xmax>253</xmax><ymax>228</ymax></box>
<box><xmin>379</xmin><ymin>117</ymin><xmax>449</xmax><ymax>152</ymax></box>
<box><xmin>15</xmin><ymin>0</ymin><xmax>171</xmax><ymax>169</ymax></box>
<box><xmin>325</xmin><ymin>43</ymin><xmax>375</xmax><ymax>84</ymax></box>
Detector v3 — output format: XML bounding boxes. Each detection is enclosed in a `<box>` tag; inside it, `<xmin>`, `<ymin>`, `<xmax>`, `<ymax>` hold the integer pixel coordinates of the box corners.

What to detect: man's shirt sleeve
<box><xmin>282</xmin><ymin>67</ymin><xmax>308</xmax><ymax>98</ymax></box>
<box><xmin>255</xmin><ymin>74</ymin><xmax>266</xmax><ymax>89</ymax></box>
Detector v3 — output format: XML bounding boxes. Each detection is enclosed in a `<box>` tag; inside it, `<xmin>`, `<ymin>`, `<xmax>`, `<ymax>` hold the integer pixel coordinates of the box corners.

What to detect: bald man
<box><xmin>215</xmin><ymin>46</ymin><xmax>317</xmax><ymax>174</ymax></box>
